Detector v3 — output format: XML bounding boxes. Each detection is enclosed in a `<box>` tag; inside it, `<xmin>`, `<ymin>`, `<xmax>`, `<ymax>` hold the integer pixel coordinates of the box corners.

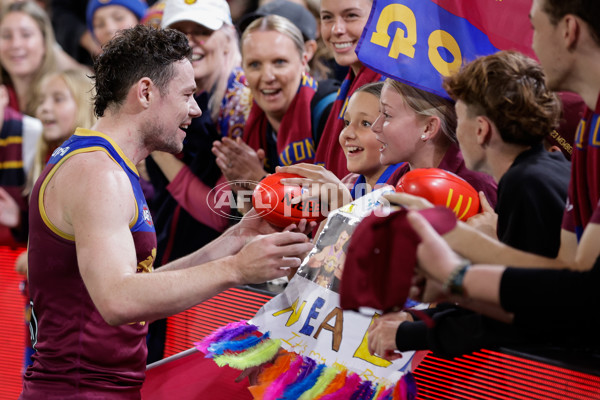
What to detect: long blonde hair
<box><xmin>0</xmin><ymin>1</ymin><xmax>57</xmax><ymax>116</ymax></box>
<box><xmin>27</xmin><ymin>70</ymin><xmax>95</xmax><ymax>194</ymax></box>
<box><xmin>208</xmin><ymin>24</ymin><xmax>241</xmax><ymax>123</ymax></box>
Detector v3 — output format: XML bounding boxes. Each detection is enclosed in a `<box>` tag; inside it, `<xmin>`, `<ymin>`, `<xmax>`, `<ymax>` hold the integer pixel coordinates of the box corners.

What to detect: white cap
<box><xmin>161</xmin><ymin>0</ymin><xmax>232</xmax><ymax>31</ymax></box>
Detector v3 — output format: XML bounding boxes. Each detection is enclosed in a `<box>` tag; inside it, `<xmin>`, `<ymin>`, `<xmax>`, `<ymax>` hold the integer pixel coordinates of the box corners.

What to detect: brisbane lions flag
<box><xmin>357</xmin><ymin>0</ymin><xmax>535</xmax><ymax>98</ymax></box>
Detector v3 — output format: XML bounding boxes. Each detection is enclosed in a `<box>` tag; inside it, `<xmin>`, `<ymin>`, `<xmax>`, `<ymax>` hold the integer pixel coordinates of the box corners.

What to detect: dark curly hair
<box><xmin>91</xmin><ymin>25</ymin><xmax>191</xmax><ymax>117</ymax></box>
<box><xmin>443</xmin><ymin>51</ymin><xmax>560</xmax><ymax>146</ymax></box>
<box><xmin>543</xmin><ymin>0</ymin><xmax>600</xmax><ymax>46</ymax></box>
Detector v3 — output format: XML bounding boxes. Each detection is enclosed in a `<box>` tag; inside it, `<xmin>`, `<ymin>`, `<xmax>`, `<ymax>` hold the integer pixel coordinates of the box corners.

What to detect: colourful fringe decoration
<box><xmin>257</xmin><ymin>351</ymin><xmax>296</xmax><ymax>385</ymax></box>
<box><xmin>375</xmin><ymin>387</ymin><xmax>393</xmax><ymax>400</ymax></box>
<box><xmin>223</xmin><ymin>323</ymin><xmax>258</xmax><ymax>339</ymax></box>
<box><xmin>320</xmin><ymin>373</ymin><xmax>362</xmax><ymax>400</ymax></box>
<box><xmin>280</xmin><ymin>363</ymin><xmax>326</xmax><ymax>400</ymax></box>
<box><xmin>371</xmin><ymin>384</ymin><xmax>382</xmax><ymax>400</ymax></box>
<box><xmin>248</xmin><ymin>351</ymin><xmax>296</xmax><ymax>400</ymax></box>
<box><xmin>194</xmin><ymin>320</ymin><xmax>248</xmax><ymax>353</ymax></box>
<box><xmin>214</xmin><ymin>338</ymin><xmax>281</xmax><ymax>370</ymax></box>
<box><xmin>315</xmin><ymin>370</ymin><xmax>348</xmax><ymax>399</ymax></box>
<box><xmin>392</xmin><ymin>377</ymin><xmax>403</xmax><ymax>400</ymax></box>
<box><xmin>350</xmin><ymin>380</ymin><xmax>374</xmax><ymax>400</ymax></box>
<box><xmin>201</xmin><ymin>321</ymin><xmax>417</xmax><ymax>399</ymax></box>
<box><xmin>298</xmin><ymin>367</ymin><xmax>339</xmax><ymax>400</ymax></box>
<box><xmin>263</xmin><ymin>354</ymin><xmax>304</xmax><ymax>400</ymax></box>
<box><xmin>405</xmin><ymin>372</ymin><xmax>417</xmax><ymax>400</ymax></box>
<box><xmin>207</xmin><ymin>332</ymin><xmax>270</xmax><ymax>356</ymax></box>
<box><xmin>296</xmin><ymin>356</ymin><xmax>317</xmax><ymax>382</ymax></box>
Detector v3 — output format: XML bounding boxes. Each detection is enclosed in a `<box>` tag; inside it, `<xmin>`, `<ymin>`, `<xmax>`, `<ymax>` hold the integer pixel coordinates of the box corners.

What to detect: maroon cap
<box><xmin>339</xmin><ymin>206</ymin><xmax>457</xmax><ymax>312</ymax></box>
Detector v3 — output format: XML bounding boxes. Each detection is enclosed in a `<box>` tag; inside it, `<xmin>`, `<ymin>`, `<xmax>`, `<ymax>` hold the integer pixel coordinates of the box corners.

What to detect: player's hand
<box><xmin>233</xmin><ymin>231</ymin><xmax>314</xmax><ymax>284</ymax></box>
<box><xmin>282</xmin><ymin>218</ymin><xmax>318</xmax><ymax>237</ymax></box>
<box><xmin>235</xmin><ymin>208</ymin><xmax>315</xmax><ymax>236</ymax></box>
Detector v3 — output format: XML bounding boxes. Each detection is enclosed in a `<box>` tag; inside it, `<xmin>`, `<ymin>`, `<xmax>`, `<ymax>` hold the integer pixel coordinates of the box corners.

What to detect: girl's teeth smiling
<box><xmin>191</xmin><ymin>54</ymin><xmax>204</xmax><ymax>61</ymax></box>
<box><xmin>347</xmin><ymin>146</ymin><xmax>364</xmax><ymax>153</ymax></box>
<box><xmin>334</xmin><ymin>42</ymin><xmax>353</xmax><ymax>49</ymax></box>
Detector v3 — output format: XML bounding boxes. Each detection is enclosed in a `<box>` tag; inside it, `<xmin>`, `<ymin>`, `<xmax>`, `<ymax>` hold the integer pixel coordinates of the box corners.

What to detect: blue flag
<box><xmin>357</xmin><ymin>0</ymin><xmax>533</xmax><ymax>98</ymax></box>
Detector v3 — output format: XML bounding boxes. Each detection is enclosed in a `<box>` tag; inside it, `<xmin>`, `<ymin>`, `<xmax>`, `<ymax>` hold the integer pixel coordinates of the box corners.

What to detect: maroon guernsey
<box><xmin>21</xmin><ymin>129</ymin><xmax>157</xmax><ymax>399</ymax></box>
<box><xmin>562</xmin><ymin>92</ymin><xmax>600</xmax><ymax>240</ymax></box>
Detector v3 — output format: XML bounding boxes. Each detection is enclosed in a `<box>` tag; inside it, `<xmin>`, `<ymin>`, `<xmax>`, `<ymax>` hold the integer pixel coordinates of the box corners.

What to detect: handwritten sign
<box><xmin>251</xmin><ymin>187</ymin><xmax>425</xmax><ymax>386</ymax></box>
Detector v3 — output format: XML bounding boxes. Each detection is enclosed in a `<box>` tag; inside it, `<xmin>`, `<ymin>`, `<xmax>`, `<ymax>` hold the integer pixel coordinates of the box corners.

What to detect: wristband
<box><xmin>442</xmin><ymin>260</ymin><xmax>471</xmax><ymax>296</ymax></box>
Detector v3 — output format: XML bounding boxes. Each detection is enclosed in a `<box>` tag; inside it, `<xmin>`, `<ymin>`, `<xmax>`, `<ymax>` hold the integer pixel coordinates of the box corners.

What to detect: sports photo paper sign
<box><xmin>251</xmin><ymin>187</ymin><xmax>422</xmax><ymax>386</ymax></box>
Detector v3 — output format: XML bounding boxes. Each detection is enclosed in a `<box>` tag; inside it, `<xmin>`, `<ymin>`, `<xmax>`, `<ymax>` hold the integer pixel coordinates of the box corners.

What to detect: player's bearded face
<box><xmin>141</xmin><ymin>118</ymin><xmax>184</xmax><ymax>154</ymax></box>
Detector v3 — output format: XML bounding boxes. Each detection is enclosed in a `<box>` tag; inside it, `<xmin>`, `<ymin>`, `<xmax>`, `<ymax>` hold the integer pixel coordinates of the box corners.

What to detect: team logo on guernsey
<box><xmin>142</xmin><ymin>205</ymin><xmax>153</xmax><ymax>227</ymax></box>
<box><xmin>52</xmin><ymin>146</ymin><xmax>70</xmax><ymax>157</ymax></box>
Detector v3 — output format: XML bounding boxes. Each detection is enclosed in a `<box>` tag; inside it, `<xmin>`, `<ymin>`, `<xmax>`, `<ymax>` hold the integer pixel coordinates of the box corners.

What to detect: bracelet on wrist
<box><xmin>442</xmin><ymin>259</ymin><xmax>471</xmax><ymax>296</ymax></box>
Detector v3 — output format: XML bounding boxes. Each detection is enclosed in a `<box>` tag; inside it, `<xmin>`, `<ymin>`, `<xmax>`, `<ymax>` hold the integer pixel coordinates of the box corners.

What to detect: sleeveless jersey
<box><xmin>562</xmin><ymin>92</ymin><xmax>600</xmax><ymax>239</ymax></box>
<box><xmin>22</xmin><ymin>128</ymin><xmax>157</xmax><ymax>399</ymax></box>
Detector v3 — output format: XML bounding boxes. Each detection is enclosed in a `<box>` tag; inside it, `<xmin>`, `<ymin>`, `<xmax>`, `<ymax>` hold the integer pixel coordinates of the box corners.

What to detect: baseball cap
<box><xmin>238</xmin><ymin>0</ymin><xmax>317</xmax><ymax>41</ymax></box>
<box><xmin>339</xmin><ymin>206</ymin><xmax>458</xmax><ymax>312</ymax></box>
<box><xmin>161</xmin><ymin>0</ymin><xmax>232</xmax><ymax>30</ymax></box>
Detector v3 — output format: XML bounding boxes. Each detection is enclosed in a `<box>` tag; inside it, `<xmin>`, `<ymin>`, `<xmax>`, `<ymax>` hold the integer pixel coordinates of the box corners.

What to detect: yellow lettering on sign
<box><xmin>281</xmin><ymin>332</ymin><xmax>308</xmax><ymax>352</ymax></box>
<box><xmin>370</xmin><ymin>4</ymin><xmax>417</xmax><ymax>59</ymax></box>
<box><xmin>428</xmin><ymin>29</ymin><xmax>462</xmax><ymax>76</ymax></box>
<box><xmin>353</xmin><ymin>314</ymin><xmax>392</xmax><ymax>367</ymax></box>
<box><xmin>273</xmin><ymin>297</ymin><xmax>307</xmax><ymax>327</ymax></box>
<box><xmin>308</xmin><ymin>350</ymin><xmax>327</xmax><ymax>364</ymax></box>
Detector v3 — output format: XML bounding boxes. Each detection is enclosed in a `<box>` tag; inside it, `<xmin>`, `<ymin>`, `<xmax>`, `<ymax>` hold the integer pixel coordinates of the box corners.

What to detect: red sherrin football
<box><xmin>395</xmin><ymin>168</ymin><xmax>480</xmax><ymax>221</ymax></box>
<box><xmin>252</xmin><ymin>173</ymin><xmax>325</xmax><ymax>228</ymax></box>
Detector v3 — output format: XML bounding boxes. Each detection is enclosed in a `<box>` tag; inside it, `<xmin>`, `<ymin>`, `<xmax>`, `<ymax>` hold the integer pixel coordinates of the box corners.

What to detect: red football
<box><xmin>252</xmin><ymin>173</ymin><xmax>325</xmax><ymax>227</ymax></box>
<box><xmin>395</xmin><ymin>168</ymin><xmax>480</xmax><ymax>221</ymax></box>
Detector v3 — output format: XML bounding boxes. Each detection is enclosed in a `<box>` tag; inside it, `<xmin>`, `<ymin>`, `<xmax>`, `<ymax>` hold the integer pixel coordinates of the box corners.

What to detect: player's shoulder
<box><xmin>56</xmin><ymin>150</ymin><xmax>131</xmax><ymax>198</ymax></box>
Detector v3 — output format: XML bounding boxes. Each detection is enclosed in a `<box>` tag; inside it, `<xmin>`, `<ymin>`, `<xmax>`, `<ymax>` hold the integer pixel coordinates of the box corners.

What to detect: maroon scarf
<box><xmin>243</xmin><ymin>75</ymin><xmax>318</xmax><ymax>168</ymax></box>
<box><xmin>314</xmin><ymin>66</ymin><xmax>382</xmax><ymax>179</ymax></box>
